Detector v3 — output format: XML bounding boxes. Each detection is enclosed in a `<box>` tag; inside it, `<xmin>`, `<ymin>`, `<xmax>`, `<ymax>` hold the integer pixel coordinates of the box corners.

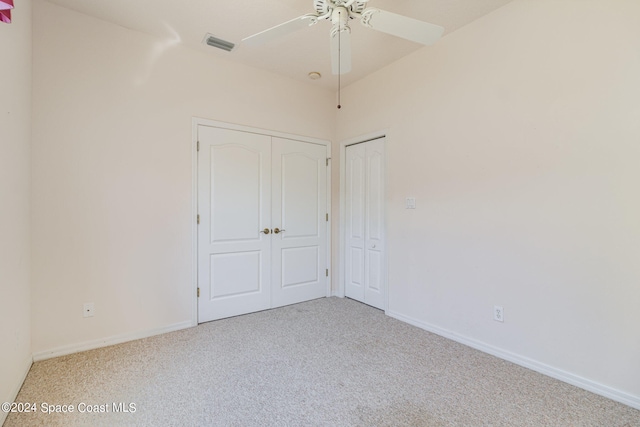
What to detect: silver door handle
<box><xmin>273</xmin><ymin>228</ymin><xmax>285</xmax><ymax>234</ymax></box>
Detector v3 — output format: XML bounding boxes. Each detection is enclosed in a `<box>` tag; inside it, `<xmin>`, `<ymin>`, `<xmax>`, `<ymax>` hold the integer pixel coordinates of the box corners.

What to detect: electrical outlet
<box><xmin>494</xmin><ymin>305</ymin><xmax>504</xmax><ymax>322</ymax></box>
<box><xmin>83</xmin><ymin>303</ymin><xmax>94</xmax><ymax>318</ymax></box>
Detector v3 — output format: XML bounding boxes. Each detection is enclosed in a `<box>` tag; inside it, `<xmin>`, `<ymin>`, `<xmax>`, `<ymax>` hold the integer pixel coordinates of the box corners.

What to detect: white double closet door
<box><xmin>345</xmin><ymin>138</ymin><xmax>385</xmax><ymax>310</ymax></box>
<box><xmin>198</xmin><ymin>125</ymin><xmax>328</xmax><ymax>323</ymax></box>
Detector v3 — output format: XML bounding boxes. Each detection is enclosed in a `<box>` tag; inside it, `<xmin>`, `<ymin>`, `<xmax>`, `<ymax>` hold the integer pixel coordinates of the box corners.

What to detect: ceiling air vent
<box><xmin>203</xmin><ymin>33</ymin><xmax>235</xmax><ymax>52</ymax></box>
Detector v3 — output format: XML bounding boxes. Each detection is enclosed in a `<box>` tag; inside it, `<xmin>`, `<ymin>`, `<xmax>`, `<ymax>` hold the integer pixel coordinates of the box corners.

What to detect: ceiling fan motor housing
<box><xmin>331</xmin><ymin>7</ymin><xmax>349</xmax><ymax>31</ymax></box>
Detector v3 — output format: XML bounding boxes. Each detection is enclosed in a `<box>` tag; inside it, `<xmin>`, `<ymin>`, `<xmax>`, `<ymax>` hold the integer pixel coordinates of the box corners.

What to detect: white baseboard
<box><xmin>32</xmin><ymin>320</ymin><xmax>194</xmax><ymax>362</ymax></box>
<box><xmin>0</xmin><ymin>354</ymin><xmax>33</xmax><ymax>426</ymax></box>
<box><xmin>386</xmin><ymin>310</ymin><xmax>640</xmax><ymax>411</ymax></box>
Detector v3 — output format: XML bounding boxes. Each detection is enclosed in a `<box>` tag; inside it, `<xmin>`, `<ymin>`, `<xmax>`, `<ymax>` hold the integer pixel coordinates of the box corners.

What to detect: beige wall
<box><xmin>31</xmin><ymin>0</ymin><xmax>335</xmax><ymax>356</ymax></box>
<box><xmin>335</xmin><ymin>0</ymin><xmax>640</xmax><ymax>404</ymax></box>
<box><xmin>0</xmin><ymin>0</ymin><xmax>33</xmax><ymax>422</ymax></box>
<box><xmin>22</xmin><ymin>0</ymin><xmax>640</xmax><ymax>410</ymax></box>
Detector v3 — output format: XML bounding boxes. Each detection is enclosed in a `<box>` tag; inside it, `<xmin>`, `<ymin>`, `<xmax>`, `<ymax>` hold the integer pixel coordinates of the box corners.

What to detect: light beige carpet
<box><xmin>5</xmin><ymin>298</ymin><xmax>640</xmax><ymax>426</ymax></box>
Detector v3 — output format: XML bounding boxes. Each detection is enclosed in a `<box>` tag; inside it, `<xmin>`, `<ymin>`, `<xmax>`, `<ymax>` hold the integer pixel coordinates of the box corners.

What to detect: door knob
<box><xmin>273</xmin><ymin>228</ymin><xmax>285</xmax><ymax>234</ymax></box>
<box><xmin>260</xmin><ymin>228</ymin><xmax>271</xmax><ymax>234</ymax></box>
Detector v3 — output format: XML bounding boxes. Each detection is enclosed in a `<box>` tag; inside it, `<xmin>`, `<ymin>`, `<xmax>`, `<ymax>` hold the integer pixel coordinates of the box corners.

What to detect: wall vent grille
<box><xmin>203</xmin><ymin>34</ymin><xmax>235</xmax><ymax>52</ymax></box>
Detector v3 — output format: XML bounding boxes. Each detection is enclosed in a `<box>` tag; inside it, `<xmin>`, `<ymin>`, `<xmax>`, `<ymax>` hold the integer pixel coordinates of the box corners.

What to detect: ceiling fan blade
<box><xmin>361</xmin><ymin>8</ymin><xmax>444</xmax><ymax>45</ymax></box>
<box><xmin>331</xmin><ymin>29</ymin><xmax>352</xmax><ymax>75</ymax></box>
<box><xmin>242</xmin><ymin>15</ymin><xmax>317</xmax><ymax>47</ymax></box>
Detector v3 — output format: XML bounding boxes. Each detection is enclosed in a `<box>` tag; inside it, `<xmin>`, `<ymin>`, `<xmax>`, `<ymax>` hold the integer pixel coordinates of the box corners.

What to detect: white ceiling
<box><xmin>44</xmin><ymin>0</ymin><xmax>513</xmax><ymax>90</ymax></box>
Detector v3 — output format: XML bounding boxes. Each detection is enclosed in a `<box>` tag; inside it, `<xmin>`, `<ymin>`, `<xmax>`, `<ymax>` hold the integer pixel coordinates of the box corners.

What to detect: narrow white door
<box><xmin>271</xmin><ymin>138</ymin><xmax>328</xmax><ymax>307</ymax></box>
<box><xmin>345</xmin><ymin>143</ymin><xmax>366</xmax><ymax>302</ymax></box>
<box><xmin>363</xmin><ymin>138</ymin><xmax>385</xmax><ymax>309</ymax></box>
<box><xmin>345</xmin><ymin>138</ymin><xmax>385</xmax><ymax>309</ymax></box>
<box><xmin>198</xmin><ymin>126</ymin><xmax>272</xmax><ymax>322</ymax></box>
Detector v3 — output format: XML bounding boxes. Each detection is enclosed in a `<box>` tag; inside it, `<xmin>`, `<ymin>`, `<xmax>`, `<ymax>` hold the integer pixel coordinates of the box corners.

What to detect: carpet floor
<box><xmin>5</xmin><ymin>297</ymin><xmax>640</xmax><ymax>426</ymax></box>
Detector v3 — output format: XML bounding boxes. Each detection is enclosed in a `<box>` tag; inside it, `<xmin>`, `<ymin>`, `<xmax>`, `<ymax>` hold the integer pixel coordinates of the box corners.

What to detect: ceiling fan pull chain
<box><xmin>337</xmin><ymin>9</ymin><xmax>342</xmax><ymax>109</ymax></box>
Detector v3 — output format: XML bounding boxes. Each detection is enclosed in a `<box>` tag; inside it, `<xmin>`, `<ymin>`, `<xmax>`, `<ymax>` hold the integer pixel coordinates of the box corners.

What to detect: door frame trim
<box><xmin>191</xmin><ymin>117</ymin><xmax>332</xmax><ymax>325</ymax></box>
<box><xmin>338</xmin><ymin>130</ymin><xmax>388</xmax><ymax>311</ymax></box>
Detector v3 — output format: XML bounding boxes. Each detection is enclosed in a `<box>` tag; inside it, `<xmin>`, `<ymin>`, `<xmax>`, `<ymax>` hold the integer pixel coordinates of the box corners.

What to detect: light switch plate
<box><xmin>406</xmin><ymin>197</ymin><xmax>416</xmax><ymax>209</ymax></box>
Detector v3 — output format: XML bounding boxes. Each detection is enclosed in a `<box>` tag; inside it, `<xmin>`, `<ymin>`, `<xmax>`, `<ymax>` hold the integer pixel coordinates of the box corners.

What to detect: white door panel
<box><xmin>345</xmin><ymin>143</ymin><xmax>366</xmax><ymax>302</ymax></box>
<box><xmin>364</xmin><ymin>139</ymin><xmax>385</xmax><ymax>309</ymax></box>
<box><xmin>281</xmin><ymin>153</ymin><xmax>319</xmax><ymax>237</ymax></box>
<box><xmin>272</xmin><ymin>138</ymin><xmax>327</xmax><ymax>308</ymax></box>
<box><xmin>281</xmin><ymin>246</ymin><xmax>319</xmax><ymax>287</ymax></box>
<box><xmin>345</xmin><ymin>138</ymin><xmax>385</xmax><ymax>310</ymax></box>
<box><xmin>210</xmin><ymin>145</ymin><xmax>263</xmax><ymax>242</ymax></box>
<box><xmin>198</xmin><ymin>126</ymin><xmax>271</xmax><ymax>322</ymax></box>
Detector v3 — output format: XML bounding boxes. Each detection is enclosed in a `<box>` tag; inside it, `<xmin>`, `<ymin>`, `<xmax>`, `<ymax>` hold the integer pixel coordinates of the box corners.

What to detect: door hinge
<box><xmin>326</xmin><ymin>158</ymin><xmax>330</xmax><ymax>166</ymax></box>
<box><xmin>197</xmin><ymin>141</ymin><xmax>200</xmax><ymax>151</ymax></box>
<box><xmin>197</xmin><ymin>214</ymin><xmax>200</xmax><ymax>224</ymax></box>
<box><xmin>326</xmin><ymin>213</ymin><xmax>329</xmax><ymax>222</ymax></box>
<box><xmin>197</xmin><ymin>287</ymin><xmax>200</xmax><ymax>298</ymax></box>
<box><xmin>326</xmin><ymin>269</ymin><xmax>329</xmax><ymax>277</ymax></box>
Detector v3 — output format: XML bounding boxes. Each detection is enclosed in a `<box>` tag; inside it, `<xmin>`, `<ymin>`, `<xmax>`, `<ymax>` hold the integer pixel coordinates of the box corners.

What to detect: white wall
<box><xmin>0</xmin><ymin>0</ymin><xmax>33</xmax><ymax>423</ymax></box>
<box><xmin>336</xmin><ymin>0</ymin><xmax>640</xmax><ymax>407</ymax></box>
<box><xmin>31</xmin><ymin>0</ymin><xmax>335</xmax><ymax>357</ymax></box>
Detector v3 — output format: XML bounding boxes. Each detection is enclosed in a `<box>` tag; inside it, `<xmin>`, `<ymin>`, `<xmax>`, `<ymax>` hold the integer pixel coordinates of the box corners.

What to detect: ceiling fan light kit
<box><xmin>241</xmin><ymin>0</ymin><xmax>444</xmax><ymax>76</ymax></box>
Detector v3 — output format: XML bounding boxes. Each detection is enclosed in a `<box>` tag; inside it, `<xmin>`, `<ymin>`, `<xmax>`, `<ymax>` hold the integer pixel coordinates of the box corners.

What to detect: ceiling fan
<box><xmin>242</xmin><ymin>0</ymin><xmax>445</xmax><ymax>75</ymax></box>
